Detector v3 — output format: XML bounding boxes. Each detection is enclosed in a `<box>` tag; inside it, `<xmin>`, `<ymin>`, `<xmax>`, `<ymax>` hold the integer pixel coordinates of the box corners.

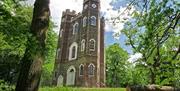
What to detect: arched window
<box><xmin>81</xmin><ymin>39</ymin><xmax>85</xmax><ymax>52</ymax></box>
<box><xmin>90</xmin><ymin>16</ymin><xmax>96</xmax><ymax>26</ymax></box>
<box><xmin>69</xmin><ymin>42</ymin><xmax>78</xmax><ymax>61</ymax></box>
<box><xmin>60</xmin><ymin>29</ymin><xmax>63</xmax><ymax>37</ymax></box>
<box><xmin>73</xmin><ymin>23</ymin><xmax>79</xmax><ymax>35</ymax></box>
<box><xmin>89</xmin><ymin>39</ymin><xmax>95</xmax><ymax>51</ymax></box>
<box><xmin>72</xmin><ymin>46</ymin><xmax>76</xmax><ymax>58</ymax></box>
<box><xmin>83</xmin><ymin>17</ymin><xmax>87</xmax><ymax>27</ymax></box>
<box><xmin>56</xmin><ymin>48</ymin><xmax>60</xmax><ymax>59</ymax></box>
<box><xmin>79</xmin><ymin>64</ymin><xmax>84</xmax><ymax>76</ymax></box>
<box><xmin>88</xmin><ymin>63</ymin><xmax>95</xmax><ymax>76</ymax></box>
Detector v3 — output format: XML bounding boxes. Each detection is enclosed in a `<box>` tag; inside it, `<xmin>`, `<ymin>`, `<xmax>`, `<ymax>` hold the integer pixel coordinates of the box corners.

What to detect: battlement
<box><xmin>62</xmin><ymin>9</ymin><xmax>77</xmax><ymax>16</ymax></box>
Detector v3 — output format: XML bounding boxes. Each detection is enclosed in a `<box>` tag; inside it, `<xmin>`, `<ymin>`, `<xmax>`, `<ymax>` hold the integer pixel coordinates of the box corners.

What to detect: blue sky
<box><xmin>105</xmin><ymin>32</ymin><xmax>133</xmax><ymax>54</ymax></box>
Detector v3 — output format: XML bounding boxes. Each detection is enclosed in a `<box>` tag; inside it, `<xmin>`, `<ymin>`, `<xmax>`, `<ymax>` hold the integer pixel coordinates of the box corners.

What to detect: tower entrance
<box><xmin>66</xmin><ymin>66</ymin><xmax>76</xmax><ymax>86</ymax></box>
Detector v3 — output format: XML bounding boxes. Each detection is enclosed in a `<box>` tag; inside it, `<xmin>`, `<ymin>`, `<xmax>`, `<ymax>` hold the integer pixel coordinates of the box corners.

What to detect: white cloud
<box><xmin>104</xmin><ymin>5</ymin><xmax>136</xmax><ymax>40</ymax></box>
<box><xmin>49</xmin><ymin>0</ymin><xmax>83</xmax><ymax>33</ymax></box>
<box><xmin>128</xmin><ymin>53</ymin><xmax>142</xmax><ymax>63</ymax></box>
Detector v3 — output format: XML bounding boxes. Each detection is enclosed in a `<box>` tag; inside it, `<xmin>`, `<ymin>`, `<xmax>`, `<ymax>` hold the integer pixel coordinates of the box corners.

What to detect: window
<box><xmin>56</xmin><ymin>48</ymin><xmax>60</xmax><ymax>59</ymax></box>
<box><xmin>90</xmin><ymin>16</ymin><xmax>96</xmax><ymax>26</ymax></box>
<box><xmin>72</xmin><ymin>46</ymin><xmax>76</xmax><ymax>58</ymax></box>
<box><xmin>83</xmin><ymin>17</ymin><xmax>87</xmax><ymax>27</ymax></box>
<box><xmin>88</xmin><ymin>63</ymin><xmax>95</xmax><ymax>76</ymax></box>
<box><xmin>91</xmin><ymin>4</ymin><xmax>97</xmax><ymax>8</ymax></box>
<box><xmin>89</xmin><ymin>39</ymin><xmax>95</xmax><ymax>51</ymax></box>
<box><xmin>70</xmin><ymin>69</ymin><xmax>74</xmax><ymax>72</ymax></box>
<box><xmin>79</xmin><ymin>64</ymin><xmax>84</xmax><ymax>76</ymax></box>
<box><xmin>73</xmin><ymin>23</ymin><xmax>79</xmax><ymax>35</ymax></box>
<box><xmin>69</xmin><ymin>42</ymin><xmax>78</xmax><ymax>61</ymax></box>
<box><xmin>84</xmin><ymin>4</ymin><xmax>88</xmax><ymax>9</ymax></box>
<box><xmin>81</xmin><ymin>39</ymin><xmax>85</xmax><ymax>52</ymax></box>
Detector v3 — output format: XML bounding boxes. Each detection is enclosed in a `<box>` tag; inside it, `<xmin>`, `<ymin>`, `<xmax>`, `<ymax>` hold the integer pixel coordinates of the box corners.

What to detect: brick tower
<box><xmin>52</xmin><ymin>0</ymin><xmax>105</xmax><ymax>87</ymax></box>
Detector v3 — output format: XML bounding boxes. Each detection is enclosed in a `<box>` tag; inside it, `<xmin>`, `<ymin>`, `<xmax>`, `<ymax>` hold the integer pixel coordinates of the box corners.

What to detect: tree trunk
<box><xmin>15</xmin><ymin>0</ymin><xmax>50</xmax><ymax>91</ymax></box>
<box><xmin>150</xmin><ymin>68</ymin><xmax>155</xmax><ymax>84</ymax></box>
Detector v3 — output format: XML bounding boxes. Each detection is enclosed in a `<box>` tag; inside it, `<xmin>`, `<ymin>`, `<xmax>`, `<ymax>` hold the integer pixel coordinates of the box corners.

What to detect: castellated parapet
<box><xmin>62</xmin><ymin>9</ymin><xmax>77</xmax><ymax>16</ymax></box>
<box><xmin>62</xmin><ymin>9</ymin><xmax>82</xmax><ymax>21</ymax></box>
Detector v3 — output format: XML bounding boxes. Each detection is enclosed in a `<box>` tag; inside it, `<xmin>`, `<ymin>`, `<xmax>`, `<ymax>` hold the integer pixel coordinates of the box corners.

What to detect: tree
<box><xmin>112</xmin><ymin>0</ymin><xmax>179</xmax><ymax>85</ymax></box>
<box><xmin>106</xmin><ymin>43</ymin><xmax>129</xmax><ymax>87</ymax></box>
<box><xmin>129</xmin><ymin>62</ymin><xmax>149</xmax><ymax>85</ymax></box>
<box><xmin>15</xmin><ymin>0</ymin><xmax>50</xmax><ymax>91</ymax></box>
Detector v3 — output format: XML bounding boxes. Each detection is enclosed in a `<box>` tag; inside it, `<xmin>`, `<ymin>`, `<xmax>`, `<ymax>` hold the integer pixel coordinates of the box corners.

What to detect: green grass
<box><xmin>40</xmin><ymin>87</ymin><xmax>125</xmax><ymax>91</ymax></box>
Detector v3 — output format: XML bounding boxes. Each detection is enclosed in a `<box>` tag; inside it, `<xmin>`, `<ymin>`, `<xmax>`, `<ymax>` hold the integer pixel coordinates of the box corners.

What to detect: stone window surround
<box><xmin>90</xmin><ymin>16</ymin><xmax>96</xmax><ymax>26</ymax></box>
<box><xmin>69</xmin><ymin>42</ymin><xmax>78</xmax><ymax>61</ymax></box>
<box><xmin>83</xmin><ymin>16</ymin><xmax>87</xmax><ymax>27</ymax></box>
<box><xmin>73</xmin><ymin>22</ymin><xmax>79</xmax><ymax>35</ymax></box>
<box><xmin>81</xmin><ymin>39</ymin><xmax>86</xmax><ymax>52</ymax></box>
<box><xmin>79</xmin><ymin>64</ymin><xmax>84</xmax><ymax>76</ymax></box>
<box><xmin>88</xmin><ymin>63</ymin><xmax>95</xmax><ymax>76</ymax></box>
<box><xmin>89</xmin><ymin>39</ymin><xmax>96</xmax><ymax>51</ymax></box>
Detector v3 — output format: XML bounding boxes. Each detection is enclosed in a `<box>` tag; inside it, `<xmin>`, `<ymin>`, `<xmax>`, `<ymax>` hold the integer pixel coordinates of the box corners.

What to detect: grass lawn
<box><xmin>40</xmin><ymin>87</ymin><xmax>125</xmax><ymax>91</ymax></box>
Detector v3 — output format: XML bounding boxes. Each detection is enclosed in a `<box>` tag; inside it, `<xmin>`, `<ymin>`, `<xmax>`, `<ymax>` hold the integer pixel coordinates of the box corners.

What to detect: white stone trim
<box><xmin>73</xmin><ymin>22</ymin><xmax>79</xmax><ymax>35</ymax></box>
<box><xmin>89</xmin><ymin>39</ymin><xmax>96</xmax><ymax>51</ymax></box>
<box><xmin>67</xmin><ymin>65</ymin><xmax>76</xmax><ymax>73</ymax></box>
<box><xmin>90</xmin><ymin>16</ymin><xmax>96</xmax><ymax>26</ymax></box>
<box><xmin>92</xmin><ymin>4</ymin><xmax>97</xmax><ymax>8</ymax></box>
<box><xmin>69</xmin><ymin>42</ymin><xmax>78</xmax><ymax>61</ymax></box>
<box><xmin>83</xmin><ymin>16</ymin><xmax>87</xmax><ymax>27</ymax></box>
<box><xmin>88</xmin><ymin>63</ymin><xmax>95</xmax><ymax>76</ymax></box>
<box><xmin>81</xmin><ymin>39</ymin><xmax>86</xmax><ymax>52</ymax></box>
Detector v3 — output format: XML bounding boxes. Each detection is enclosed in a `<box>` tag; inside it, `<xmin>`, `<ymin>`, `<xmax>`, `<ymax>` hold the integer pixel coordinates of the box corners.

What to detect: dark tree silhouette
<box><xmin>15</xmin><ymin>0</ymin><xmax>50</xmax><ymax>91</ymax></box>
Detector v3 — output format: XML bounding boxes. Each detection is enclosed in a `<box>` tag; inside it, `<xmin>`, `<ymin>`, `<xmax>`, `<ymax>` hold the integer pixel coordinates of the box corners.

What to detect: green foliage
<box><xmin>41</xmin><ymin>22</ymin><xmax>58</xmax><ymax>86</ymax></box>
<box><xmin>0</xmin><ymin>0</ymin><xmax>32</xmax><ymax>84</ymax></box>
<box><xmin>0</xmin><ymin>80</ymin><xmax>14</xmax><ymax>91</ymax></box>
<box><xmin>0</xmin><ymin>33</ymin><xmax>11</xmax><ymax>55</ymax></box>
<box><xmin>119</xmin><ymin>0</ymin><xmax>180</xmax><ymax>85</ymax></box>
<box><xmin>106</xmin><ymin>43</ymin><xmax>129</xmax><ymax>87</ymax></box>
<box><xmin>0</xmin><ymin>4</ymin><xmax>31</xmax><ymax>58</ymax></box>
<box><xmin>127</xmin><ymin>64</ymin><xmax>149</xmax><ymax>85</ymax></box>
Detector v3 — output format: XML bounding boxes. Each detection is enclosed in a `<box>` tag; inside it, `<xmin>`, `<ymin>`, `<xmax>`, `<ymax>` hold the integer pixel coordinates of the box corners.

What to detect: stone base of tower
<box><xmin>52</xmin><ymin>57</ymin><xmax>105</xmax><ymax>87</ymax></box>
